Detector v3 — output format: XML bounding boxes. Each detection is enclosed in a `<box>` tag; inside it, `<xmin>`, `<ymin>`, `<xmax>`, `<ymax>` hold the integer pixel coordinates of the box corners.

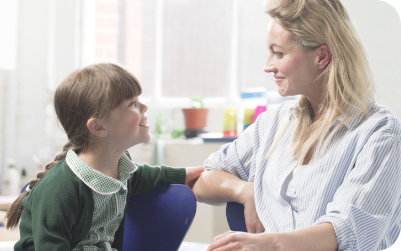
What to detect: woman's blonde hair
<box><xmin>6</xmin><ymin>63</ymin><xmax>142</xmax><ymax>229</ymax></box>
<box><xmin>264</xmin><ymin>0</ymin><xmax>375</xmax><ymax>165</ymax></box>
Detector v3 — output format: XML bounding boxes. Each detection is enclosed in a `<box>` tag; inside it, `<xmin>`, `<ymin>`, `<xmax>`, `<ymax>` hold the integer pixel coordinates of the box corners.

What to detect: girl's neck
<box><xmin>77</xmin><ymin>144</ymin><xmax>124</xmax><ymax>180</ymax></box>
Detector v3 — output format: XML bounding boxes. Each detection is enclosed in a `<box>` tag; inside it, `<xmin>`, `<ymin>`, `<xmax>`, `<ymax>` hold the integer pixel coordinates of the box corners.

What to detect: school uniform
<box><xmin>15</xmin><ymin>150</ymin><xmax>186</xmax><ymax>251</ymax></box>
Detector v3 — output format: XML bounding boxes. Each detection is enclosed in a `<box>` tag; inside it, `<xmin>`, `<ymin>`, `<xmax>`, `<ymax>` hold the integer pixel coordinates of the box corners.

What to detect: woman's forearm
<box><xmin>275</xmin><ymin>223</ymin><xmax>338</xmax><ymax>251</ymax></box>
<box><xmin>192</xmin><ymin>169</ymin><xmax>252</xmax><ymax>205</ymax></box>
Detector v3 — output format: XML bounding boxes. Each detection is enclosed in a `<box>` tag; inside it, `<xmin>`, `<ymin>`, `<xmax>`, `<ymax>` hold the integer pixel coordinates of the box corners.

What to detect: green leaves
<box><xmin>190</xmin><ymin>98</ymin><xmax>204</xmax><ymax>108</ymax></box>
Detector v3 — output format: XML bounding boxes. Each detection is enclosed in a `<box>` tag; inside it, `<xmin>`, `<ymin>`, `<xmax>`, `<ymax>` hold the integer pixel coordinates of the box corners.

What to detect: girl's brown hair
<box><xmin>6</xmin><ymin>63</ymin><xmax>142</xmax><ymax>229</ymax></box>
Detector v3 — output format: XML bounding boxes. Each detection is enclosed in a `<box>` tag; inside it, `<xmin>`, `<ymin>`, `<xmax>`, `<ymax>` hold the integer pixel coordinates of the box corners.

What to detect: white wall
<box><xmin>0</xmin><ymin>0</ymin><xmax>19</xmax><ymax>71</ymax></box>
<box><xmin>0</xmin><ymin>71</ymin><xmax>10</xmax><ymax>183</ymax></box>
<box><xmin>343</xmin><ymin>0</ymin><xmax>401</xmax><ymax>118</ymax></box>
<box><xmin>0</xmin><ymin>0</ymin><xmax>79</xmax><ymax>185</ymax></box>
<box><xmin>0</xmin><ymin>0</ymin><xmax>19</xmax><ymax>186</ymax></box>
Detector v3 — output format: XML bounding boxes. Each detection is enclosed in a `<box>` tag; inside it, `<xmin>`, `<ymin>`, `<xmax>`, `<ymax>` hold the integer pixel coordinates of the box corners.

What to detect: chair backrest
<box><xmin>122</xmin><ymin>184</ymin><xmax>196</xmax><ymax>251</ymax></box>
<box><xmin>226</xmin><ymin>202</ymin><xmax>247</xmax><ymax>232</ymax></box>
<box><xmin>21</xmin><ymin>183</ymin><xmax>29</xmax><ymax>193</ymax></box>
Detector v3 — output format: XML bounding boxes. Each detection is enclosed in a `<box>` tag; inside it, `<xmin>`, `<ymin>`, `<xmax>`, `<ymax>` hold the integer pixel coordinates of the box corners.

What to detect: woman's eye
<box><xmin>274</xmin><ymin>51</ymin><xmax>283</xmax><ymax>58</ymax></box>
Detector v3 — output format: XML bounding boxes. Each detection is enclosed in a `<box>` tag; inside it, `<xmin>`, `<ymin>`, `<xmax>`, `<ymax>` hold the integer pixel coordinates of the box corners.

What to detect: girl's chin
<box><xmin>144</xmin><ymin>134</ymin><xmax>151</xmax><ymax>143</ymax></box>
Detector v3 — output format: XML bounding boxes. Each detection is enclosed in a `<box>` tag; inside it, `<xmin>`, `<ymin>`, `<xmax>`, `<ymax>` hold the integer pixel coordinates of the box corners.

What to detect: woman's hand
<box><xmin>206</xmin><ymin>231</ymin><xmax>277</xmax><ymax>251</ymax></box>
<box><xmin>241</xmin><ymin>182</ymin><xmax>265</xmax><ymax>233</ymax></box>
<box><xmin>185</xmin><ymin>166</ymin><xmax>204</xmax><ymax>189</ymax></box>
<box><xmin>207</xmin><ymin>223</ymin><xmax>338</xmax><ymax>251</ymax></box>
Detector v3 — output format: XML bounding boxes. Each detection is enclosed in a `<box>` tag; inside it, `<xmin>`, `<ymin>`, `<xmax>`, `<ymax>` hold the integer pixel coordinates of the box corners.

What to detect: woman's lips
<box><xmin>274</xmin><ymin>76</ymin><xmax>285</xmax><ymax>83</ymax></box>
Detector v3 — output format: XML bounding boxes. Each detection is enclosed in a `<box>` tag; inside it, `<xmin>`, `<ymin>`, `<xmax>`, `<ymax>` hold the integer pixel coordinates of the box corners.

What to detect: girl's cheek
<box><xmin>129</xmin><ymin>112</ymin><xmax>141</xmax><ymax>129</ymax></box>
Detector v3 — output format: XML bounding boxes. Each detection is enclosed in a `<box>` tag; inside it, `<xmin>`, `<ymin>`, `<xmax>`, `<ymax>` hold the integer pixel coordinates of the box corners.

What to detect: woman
<box><xmin>193</xmin><ymin>0</ymin><xmax>401</xmax><ymax>250</ymax></box>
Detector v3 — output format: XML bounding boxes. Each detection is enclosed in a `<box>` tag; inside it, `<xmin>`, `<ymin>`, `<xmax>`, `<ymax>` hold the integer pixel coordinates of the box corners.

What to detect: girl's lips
<box><xmin>139</xmin><ymin>119</ymin><xmax>149</xmax><ymax>127</ymax></box>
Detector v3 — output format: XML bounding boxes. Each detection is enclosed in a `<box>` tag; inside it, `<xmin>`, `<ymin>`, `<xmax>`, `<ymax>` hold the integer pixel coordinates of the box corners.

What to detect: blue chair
<box><xmin>226</xmin><ymin>202</ymin><xmax>247</xmax><ymax>232</ymax></box>
<box><xmin>122</xmin><ymin>184</ymin><xmax>196</xmax><ymax>251</ymax></box>
<box><xmin>21</xmin><ymin>183</ymin><xmax>29</xmax><ymax>193</ymax></box>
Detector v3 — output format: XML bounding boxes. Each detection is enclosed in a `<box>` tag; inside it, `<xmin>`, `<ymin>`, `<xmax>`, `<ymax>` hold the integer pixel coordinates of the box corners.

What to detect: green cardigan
<box><xmin>14</xmin><ymin>158</ymin><xmax>186</xmax><ymax>251</ymax></box>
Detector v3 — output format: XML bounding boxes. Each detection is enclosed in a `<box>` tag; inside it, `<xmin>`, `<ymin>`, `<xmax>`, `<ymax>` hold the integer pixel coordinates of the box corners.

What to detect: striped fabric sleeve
<box><xmin>314</xmin><ymin>134</ymin><xmax>401</xmax><ymax>251</ymax></box>
<box><xmin>203</xmin><ymin>120</ymin><xmax>261</xmax><ymax>182</ymax></box>
<box><xmin>203</xmin><ymin>141</ymin><xmax>250</xmax><ymax>181</ymax></box>
<box><xmin>203</xmin><ymin>101</ymin><xmax>292</xmax><ymax>182</ymax></box>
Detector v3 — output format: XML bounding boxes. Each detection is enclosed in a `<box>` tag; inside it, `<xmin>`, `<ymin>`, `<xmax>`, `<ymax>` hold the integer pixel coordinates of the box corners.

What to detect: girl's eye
<box><xmin>129</xmin><ymin>101</ymin><xmax>136</xmax><ymax>106</ymax></box>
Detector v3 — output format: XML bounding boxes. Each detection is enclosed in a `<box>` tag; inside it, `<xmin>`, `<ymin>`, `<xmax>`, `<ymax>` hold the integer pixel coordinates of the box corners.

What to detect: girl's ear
<box><xmin>87</xmin><ymin>118</ymin><xmax>107</xmax><ymax>138</ymax></box>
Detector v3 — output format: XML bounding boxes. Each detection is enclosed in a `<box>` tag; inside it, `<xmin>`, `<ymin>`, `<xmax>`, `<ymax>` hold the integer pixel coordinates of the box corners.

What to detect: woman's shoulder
<box><xmin>365</xmin><ymin>102</ymin><xmax>401</xmax><ymax>139</ymax></box>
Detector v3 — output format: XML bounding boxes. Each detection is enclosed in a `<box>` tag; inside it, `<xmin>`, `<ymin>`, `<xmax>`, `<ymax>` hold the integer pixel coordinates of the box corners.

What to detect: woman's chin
<box><xmin>277</xmin><ymin>87</ymin><xmax>288</xmax><ymax>97</ymax></box>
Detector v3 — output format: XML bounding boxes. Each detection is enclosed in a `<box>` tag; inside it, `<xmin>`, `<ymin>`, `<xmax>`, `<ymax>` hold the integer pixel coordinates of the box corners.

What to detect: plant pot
<box><xmin>182</xmin><ymin>108</ymin><xmax>209</xmax><ymax>138</ymax></box>
<box><xmin>182</xmin><ymin>108</ymin><xmax>209</xmax><ymax>129</ymax></box>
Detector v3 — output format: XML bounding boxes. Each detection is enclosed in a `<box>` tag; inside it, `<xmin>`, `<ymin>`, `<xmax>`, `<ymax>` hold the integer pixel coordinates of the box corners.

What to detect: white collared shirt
<box><xmin>204</xmin><ymin>100</ymin><xmax>401</xmax><ymax>251</ymax></box>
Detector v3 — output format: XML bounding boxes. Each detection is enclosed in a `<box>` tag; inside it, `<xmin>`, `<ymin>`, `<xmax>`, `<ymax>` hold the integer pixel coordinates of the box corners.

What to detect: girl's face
<box><xmin>104</xmin><ymin>96</ymin><xmax>150</xmax><ymax>151</ymax></box>
<box><xmin>264</xmin><ymin>19</ymin><xmax>323</xmax><ymax>101</ymax></box>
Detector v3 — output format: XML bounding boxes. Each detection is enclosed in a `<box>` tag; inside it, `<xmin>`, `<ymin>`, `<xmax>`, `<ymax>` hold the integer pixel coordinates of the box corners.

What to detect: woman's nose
<box><xmin>264</xmin><ymin>56</ymin><xmax>276</xmax><ymax>73</ymax></box>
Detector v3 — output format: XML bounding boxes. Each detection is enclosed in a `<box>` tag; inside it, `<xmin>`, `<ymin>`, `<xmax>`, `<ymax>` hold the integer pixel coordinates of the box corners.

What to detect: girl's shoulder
<box><xmin>28</xmin><ymin>160</ymin><xmax>92</xmax><ymax>201</ymax></box>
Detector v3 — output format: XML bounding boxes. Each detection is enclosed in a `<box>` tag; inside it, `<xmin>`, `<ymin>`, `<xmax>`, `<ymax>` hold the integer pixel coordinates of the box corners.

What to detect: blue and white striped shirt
<box><xmin>204</xmin><ymin>100</ymin><xmax>401</xmax><ymax>251</ymax></box>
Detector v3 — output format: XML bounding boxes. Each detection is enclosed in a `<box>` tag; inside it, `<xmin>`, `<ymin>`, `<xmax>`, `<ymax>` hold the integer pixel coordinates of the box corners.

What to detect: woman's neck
<box><xmin>307</xmin><ymin>96</ymin><xmax>324</xmax><ymax>122</ymax></box>
<box><xmin>77</xmin><ymin>144</ymin><xmax>124</xmax><ymax>179</ymax></box>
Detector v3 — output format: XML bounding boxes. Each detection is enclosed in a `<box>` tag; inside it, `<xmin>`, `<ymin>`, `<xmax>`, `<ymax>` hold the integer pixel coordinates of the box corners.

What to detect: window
<box><xmin>83</xmin><ymin>0</ymin><xmax>276</xmax><ymax>107</ymax></box>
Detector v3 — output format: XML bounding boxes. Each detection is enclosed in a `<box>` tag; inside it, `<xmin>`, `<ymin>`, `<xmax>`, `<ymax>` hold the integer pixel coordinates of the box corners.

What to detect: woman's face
<box><xmin>264</xmin><ymin>19</ymin><xmax>323</xmax><ymax>101</ymax></box>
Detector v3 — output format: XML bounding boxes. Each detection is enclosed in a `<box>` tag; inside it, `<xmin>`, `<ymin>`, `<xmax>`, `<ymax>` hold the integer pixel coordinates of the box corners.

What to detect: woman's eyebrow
<box><xmin>270</xmin><ymin>43</ymin><xmax>283</xmax><ymax>50</ymax></box>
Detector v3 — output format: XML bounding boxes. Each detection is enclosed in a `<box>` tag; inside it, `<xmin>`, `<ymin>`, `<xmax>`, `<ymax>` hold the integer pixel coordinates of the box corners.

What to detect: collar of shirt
<box><xmin>65</xmin><ymin>149</ymin><xmax>137</xmax><ymax>195</ymax></box>
<box><xmin>333</xmin><ymin>100</ymin><xmax>377</xmax><ymax>130</ymax></box>
<box><xmin>288</xmin><ymin>99</ymin><xmax>377</xmax><ymax>130</ymax></box>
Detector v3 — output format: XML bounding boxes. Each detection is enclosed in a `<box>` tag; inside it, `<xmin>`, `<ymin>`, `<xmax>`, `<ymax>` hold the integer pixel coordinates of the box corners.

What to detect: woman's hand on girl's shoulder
<box><xmin>184</xmin><ymin>166</ymin><xmax>204</xmax><ymax>189</ymax></box>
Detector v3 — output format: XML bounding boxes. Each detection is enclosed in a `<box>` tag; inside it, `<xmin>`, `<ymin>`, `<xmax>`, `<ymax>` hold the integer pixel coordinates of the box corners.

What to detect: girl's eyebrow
<box><xmin>128</xmin><ymin>99</ymin><xmax>135</xmax><ymax>106</ymax></box>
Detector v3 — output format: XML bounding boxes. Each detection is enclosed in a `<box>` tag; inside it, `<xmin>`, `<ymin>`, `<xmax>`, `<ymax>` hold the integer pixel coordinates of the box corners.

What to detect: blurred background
<box><xmin>0</xmin><ymin>0</ymin><xmax>400</xmax><ymax>245</ymax></box>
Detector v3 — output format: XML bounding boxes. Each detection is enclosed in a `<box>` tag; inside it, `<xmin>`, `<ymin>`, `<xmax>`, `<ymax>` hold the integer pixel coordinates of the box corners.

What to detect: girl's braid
<box><xmin>5</xmin><ymin>141</ymin><xmax>76</xmax><ymax>229</ymax></box>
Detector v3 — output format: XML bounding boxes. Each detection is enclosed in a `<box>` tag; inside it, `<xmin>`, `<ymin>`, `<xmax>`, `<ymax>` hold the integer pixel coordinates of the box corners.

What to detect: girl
<box><xmin>5</xmin><ymin>63</ymin><xmax>203</xmax><ymax>250</ymax></box>
<box><xmin>193</xmin><ymin>0</ymin><xmax>401</xmax><ymax>250</ymax></box>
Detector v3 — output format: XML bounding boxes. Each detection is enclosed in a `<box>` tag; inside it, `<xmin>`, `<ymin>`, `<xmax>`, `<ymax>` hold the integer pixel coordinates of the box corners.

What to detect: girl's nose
<box><xmin>142</xmin><ymin>103</ymin><xmax>148</xmax><ymax>113</ymax></box>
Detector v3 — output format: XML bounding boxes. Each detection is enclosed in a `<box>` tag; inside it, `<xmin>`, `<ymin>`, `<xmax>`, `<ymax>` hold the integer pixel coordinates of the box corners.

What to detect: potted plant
<box><xmin>182</xmin><ymin>98</ymin><xmax>209</xmax><ymax>138</ymax></box>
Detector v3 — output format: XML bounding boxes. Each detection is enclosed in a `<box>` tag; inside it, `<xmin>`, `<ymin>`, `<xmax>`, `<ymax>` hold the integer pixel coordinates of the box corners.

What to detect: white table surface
<box><xmin>179</xmin><ymin>242</ymin><xmax>210</xmax><ymax>251</ymax></box>
<box><xmin>0</xmin><ymin>241</ymin><xmax>15</xmax><ymax>251</ymax></box>
<box><xmin>0</xmin><ymin>196</ymin><xmax>18</xmax><ymax>211</ymax></box>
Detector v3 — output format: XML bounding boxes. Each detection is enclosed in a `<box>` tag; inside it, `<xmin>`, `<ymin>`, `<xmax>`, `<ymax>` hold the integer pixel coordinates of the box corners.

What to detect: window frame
<box><xmin>81</xmin><ymin>0</ymin><xmax>242</xmax><ymax>108</ymax></box>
